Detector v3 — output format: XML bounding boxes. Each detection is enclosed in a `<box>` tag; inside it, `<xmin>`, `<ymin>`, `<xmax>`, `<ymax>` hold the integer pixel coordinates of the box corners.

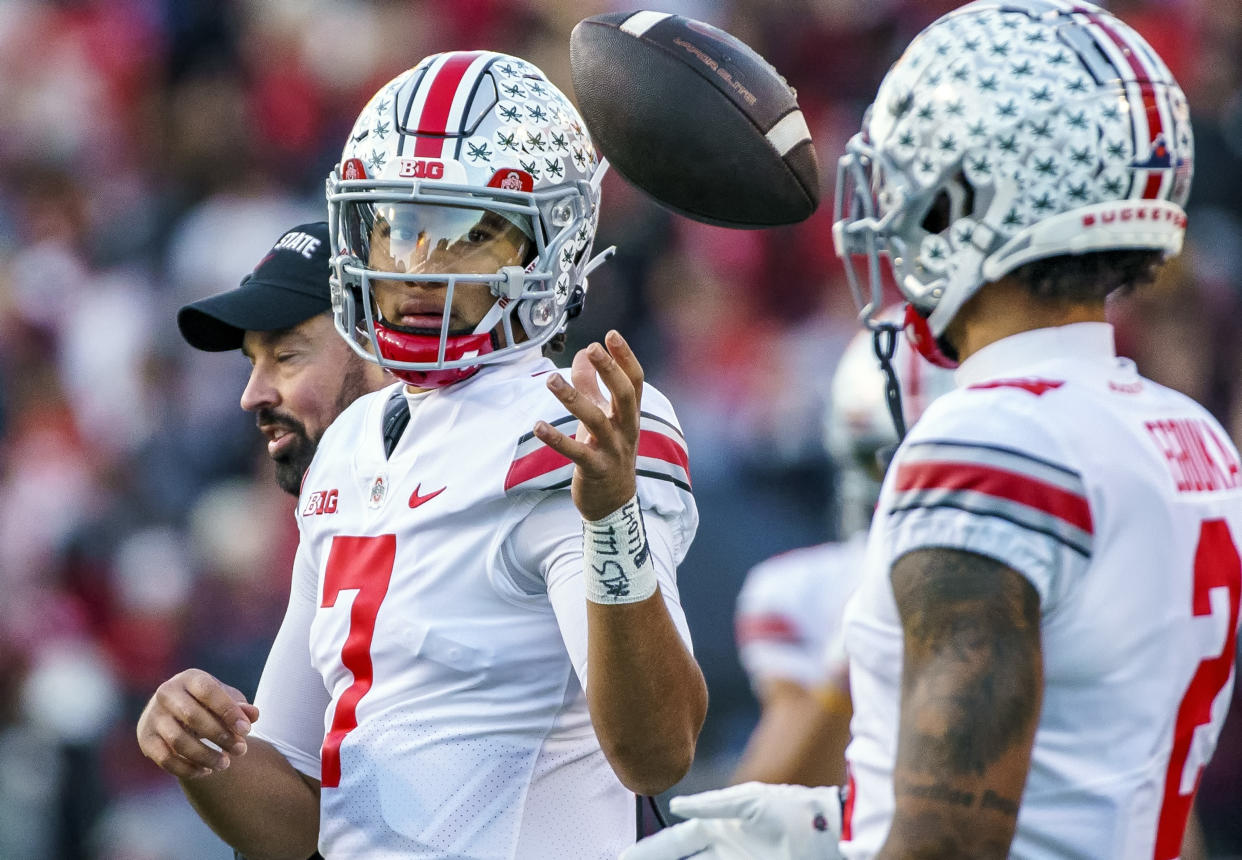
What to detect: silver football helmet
<box><xmin>326</xmin><ymin>51</ymin><xmax>611</xmax><ymax>388</ymax></box>
<box><xmin>833</xmin><ymin>0</ymin><xmax>1193</xmax><ymax>345</ymax></box>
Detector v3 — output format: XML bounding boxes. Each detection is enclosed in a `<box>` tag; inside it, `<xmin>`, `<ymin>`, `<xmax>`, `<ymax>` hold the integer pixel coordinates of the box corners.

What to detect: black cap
<box><xmin>177</xmin><ymin>221</ymin><xmax>334</xmax><ymax>352</ymax></box>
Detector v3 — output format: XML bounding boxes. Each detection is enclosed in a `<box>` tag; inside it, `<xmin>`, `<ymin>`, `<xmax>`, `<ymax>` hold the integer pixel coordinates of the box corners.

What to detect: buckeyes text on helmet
<box><xmin>833</xmin><ymin>0</ymin><xmax>1193</xmax><ymax>344</ymax></box>
<box><xmin>326</xmin><ymin>51</ymin><xmax>610</xmax><ymax>388</ymax></box>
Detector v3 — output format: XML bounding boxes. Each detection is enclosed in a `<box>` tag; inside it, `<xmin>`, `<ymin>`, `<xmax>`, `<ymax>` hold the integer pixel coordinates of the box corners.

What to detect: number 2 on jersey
<box><xmin>320</xmin><ymin>534</ymin><xmax>396</xmax><ymax>788</ymax></box>
<box><xmin>1156</xmin><ymin>520</ymin><xmax>1241</xmax><ymax>859</ymax></box>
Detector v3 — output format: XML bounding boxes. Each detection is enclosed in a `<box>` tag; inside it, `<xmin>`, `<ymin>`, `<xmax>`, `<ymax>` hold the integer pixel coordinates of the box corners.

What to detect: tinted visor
<box><xmin>344</xmin><ymin>202</ymin><xmax>535</xmax><ymax>276</ymax></box>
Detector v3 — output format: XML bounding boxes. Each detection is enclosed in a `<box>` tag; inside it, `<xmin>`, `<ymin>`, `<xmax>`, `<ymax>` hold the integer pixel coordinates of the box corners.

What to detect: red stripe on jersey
<box><xmin>841</xmin><ymin>767</ymin><xmax>856</xmax><ymax>841</ymax></box>
<box><xmin>638</xmin><ymin>431</ymin><xmax>691</xmax><ymax>478</ymax></box>
<box><xmin>505</xmin><ymin>444</ymin><xmax>568</xmax><ymax>491</ymax></box>
<box><xmin>413</xmin><ymin>52</ymin><xmax>484</xmax><ymax>156</ymax></box>
<box><xmin>895</xmin><ymin>461</ymin><xmax>1093</xmax><ymax>534</ymax></box>
<box><xmin>505</xmin><ymin>429</ymin><xmax>689</xmax><ymax>491</ymax></box>
<box><xmin>735</xmin><ymin>613</ymin><xmax>802</xmax><ymax>647</ymax></box>
<box><xmin>968</xmin><ymin>379</ymin><xmax>1064</xmax><ymax>396</ymax></box>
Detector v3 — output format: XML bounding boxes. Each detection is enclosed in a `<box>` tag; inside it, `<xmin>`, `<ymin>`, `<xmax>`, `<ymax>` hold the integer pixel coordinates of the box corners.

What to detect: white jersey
<box><xmin>843</xmin><ymin>324</ymin><xmax>1242</xmax><ymax>860</ymax></box>
<box><xmin>250</xmin><ymin>349</ymin><xmax>697</xmax><ymax>859</ymax></box>
<box><xmin>735</xmin><ymin>532</ymin><xmax>867</xmax><ymax>692</ymax></box>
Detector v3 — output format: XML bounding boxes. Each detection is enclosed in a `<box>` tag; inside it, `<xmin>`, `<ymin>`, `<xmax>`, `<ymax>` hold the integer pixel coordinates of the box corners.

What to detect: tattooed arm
<box><xmin>877</xmin><ymin>547</ymin><xmax>1043</xmax><ymax>860</ymax></box>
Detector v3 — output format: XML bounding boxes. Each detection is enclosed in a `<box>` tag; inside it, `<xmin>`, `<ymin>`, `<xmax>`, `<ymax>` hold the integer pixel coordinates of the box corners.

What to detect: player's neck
<box><xmin>945</xmin><ymin>279</ymin><xmax>1106</xmax><ymax>364</ymax></box>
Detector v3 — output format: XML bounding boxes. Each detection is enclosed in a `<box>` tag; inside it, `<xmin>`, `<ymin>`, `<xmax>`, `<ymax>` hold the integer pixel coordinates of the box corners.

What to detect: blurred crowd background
<box><xmin>0</xmin><ymin>0</ymin><xmax>1240</xmax><ymax>857</ymax></box>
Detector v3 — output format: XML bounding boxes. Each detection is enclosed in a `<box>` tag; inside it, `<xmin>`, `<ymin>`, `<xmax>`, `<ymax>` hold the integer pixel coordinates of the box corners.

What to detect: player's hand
<box><xmin>620</xmin><ymin>782</ymin><xmax>845</xmax><ymax>860</ymax></box>
<box><xmin>535</xmin><ymin>329</ymin><xmax>641</xmax><ymax>521</ymax></box>
<box><xmin>137</xmin><ymin>668</ymin><xmax>259</xmax><ymax>780</ymax></box>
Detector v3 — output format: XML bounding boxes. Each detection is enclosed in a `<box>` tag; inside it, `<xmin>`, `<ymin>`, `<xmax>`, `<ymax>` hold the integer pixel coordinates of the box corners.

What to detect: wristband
<box><xmin>583</xmin><ymin>494</ymin><xmax>658</xmax><ymax>604</ymax></box>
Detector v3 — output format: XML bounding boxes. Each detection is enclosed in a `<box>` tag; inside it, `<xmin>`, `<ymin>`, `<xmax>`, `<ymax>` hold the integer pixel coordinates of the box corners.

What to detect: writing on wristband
<box><xmin>583</xmin><ymin>494</ymin><xmax>658</xmax><ymax>604</ymax></box>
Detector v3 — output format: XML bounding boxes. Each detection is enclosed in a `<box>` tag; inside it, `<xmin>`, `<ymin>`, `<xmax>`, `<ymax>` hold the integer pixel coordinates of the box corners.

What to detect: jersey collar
<box><xmin>954</xmin><ymin>322</ymin><xmax>1116</xmax><ymax>389</ymax></box>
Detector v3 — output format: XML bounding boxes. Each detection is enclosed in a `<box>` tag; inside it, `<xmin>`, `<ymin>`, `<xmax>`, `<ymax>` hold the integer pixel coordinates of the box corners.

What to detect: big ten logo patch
<box><xmin>399</xmin><ymin>158</ymin><xmax>445</xmax><ymax>179</ymax></box>
<box><xmin>303</xmin><ymin>489</ymin><xmax>339</xmax><ymax>516</ymax></box>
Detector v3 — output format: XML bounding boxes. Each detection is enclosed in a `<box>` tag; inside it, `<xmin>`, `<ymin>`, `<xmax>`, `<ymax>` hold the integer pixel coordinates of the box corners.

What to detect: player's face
<box><xmin>365</xmin><ymin>203</ymin><xmax>533</xmax><ymax>335</ymax></box>
<box><xmin>240</xmin><ymin>313</ymin><xmax>384</xmax><ymax>495</ymax></box>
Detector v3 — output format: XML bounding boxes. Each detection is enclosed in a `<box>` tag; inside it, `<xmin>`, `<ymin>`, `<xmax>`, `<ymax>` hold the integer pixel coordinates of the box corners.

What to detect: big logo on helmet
<box><xmin>399</xmin><ymin>159</ymin><xmax>446</xmax><ymax>179</ymax></box>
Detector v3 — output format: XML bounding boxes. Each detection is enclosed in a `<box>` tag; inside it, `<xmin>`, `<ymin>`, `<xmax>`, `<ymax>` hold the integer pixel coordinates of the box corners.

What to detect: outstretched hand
<box><xmin>534</xmin><ymin>329</ymin><xmax>642</xmax><ymax>521</ymax></box>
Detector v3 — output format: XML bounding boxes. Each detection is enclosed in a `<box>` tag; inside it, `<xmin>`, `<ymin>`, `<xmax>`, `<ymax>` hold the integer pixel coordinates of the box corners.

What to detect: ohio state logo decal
<box><xmin>487</xmin><ymin>169</ymin><xmax>534</xmax><ymax>192</ymax></box>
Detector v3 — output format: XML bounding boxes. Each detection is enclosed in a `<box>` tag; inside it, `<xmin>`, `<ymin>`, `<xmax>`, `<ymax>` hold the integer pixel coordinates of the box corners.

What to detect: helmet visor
<box><xmin>344</xmin><ymin>201</ymin><xmax>535</xmax><ymax>276</ymax></box>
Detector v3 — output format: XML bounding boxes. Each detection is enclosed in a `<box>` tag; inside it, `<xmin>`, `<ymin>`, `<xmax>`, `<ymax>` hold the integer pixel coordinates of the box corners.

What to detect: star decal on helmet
<box><xmin>1030</xmin><ymin>118</ymin><xmax>1054</xmax><ymax>140</ymax></box>
<box><xmin>466</xmin><ymin>140</ymin><xmax>493</xmax><ymax>163</ymax></box>
<box><xmin>498</xmin><ymin>103</ymin><xmax>522</xmax><ymax>123</ymax></box>
<box><xmin>496</xmin><ymin>130</ymin><xmax>520</xmax><ymax>152</ymax></box>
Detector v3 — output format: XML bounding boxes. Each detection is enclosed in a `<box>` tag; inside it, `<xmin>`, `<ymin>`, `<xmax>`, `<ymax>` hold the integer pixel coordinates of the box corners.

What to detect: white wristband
<box><xmin>583</xmin><ymin>494</ymin><xmax>658</xmax><ymax>605</ymax></box>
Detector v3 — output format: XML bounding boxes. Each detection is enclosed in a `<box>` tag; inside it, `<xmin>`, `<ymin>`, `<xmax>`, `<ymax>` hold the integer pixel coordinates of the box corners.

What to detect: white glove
<box><xmin>620</xmin><ymin>782</ymin><xmax>845</xmax><ymax>860</ymax></box>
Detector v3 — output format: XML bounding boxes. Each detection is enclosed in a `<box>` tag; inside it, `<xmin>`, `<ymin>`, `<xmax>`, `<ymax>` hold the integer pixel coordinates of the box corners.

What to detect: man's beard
<box><xmin>262</xmin><ymin>356</ymin><xmax>377</xmax><ymax>496</ymax></box>
<box><xmin>260</xmin><ymin>413</ymin><xmax>317</xmax><ymax>496</ymax></box>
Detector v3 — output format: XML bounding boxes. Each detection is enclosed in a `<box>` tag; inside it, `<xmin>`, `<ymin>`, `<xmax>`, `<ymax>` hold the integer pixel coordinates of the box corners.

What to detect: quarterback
<box><xmin>140</xmin><ymin>51</ymin><xmax>706</xmax><ymax>860</ymax></box>
<box><xmin>627</xmin><ymin>2</ymin><xmax>1241</xmax><ymax>859</ymax></box>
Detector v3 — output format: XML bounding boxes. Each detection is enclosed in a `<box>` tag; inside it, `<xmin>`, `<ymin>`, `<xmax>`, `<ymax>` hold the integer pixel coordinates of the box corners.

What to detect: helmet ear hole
<box><xmin>920</xmin><ymin>173</ymin><xmax>975</xmax><ymax>235</ymax></box>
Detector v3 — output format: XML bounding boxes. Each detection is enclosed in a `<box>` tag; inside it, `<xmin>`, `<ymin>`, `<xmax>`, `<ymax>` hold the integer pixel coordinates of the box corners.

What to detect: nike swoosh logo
<box><xmin>408</xmin><ymin>484</ymin><xmax>446</xmax><ymax>508</ymax></box>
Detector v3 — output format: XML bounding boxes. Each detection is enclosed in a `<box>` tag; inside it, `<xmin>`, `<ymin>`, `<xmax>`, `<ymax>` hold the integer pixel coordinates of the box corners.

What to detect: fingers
<box><xmin>543</xmin><ymin>373</ymin><xmax>608</xmax><ymax>451</ymax></box>
<box><xmin>576</xmin><ymin>332</ymin><xmax>642</xmax><ymax>434</ymax></box>
<box><xmin>620</xmin><ymin>819</ymin><xmax>718</xmax><ymax>860</ymax></box>
<box><xmin>543</xmin><ymin>331</ymin><xmax>642</xmax><ymax>447</ymax></box>
<box><xmin>532</xmin><ymin>411</ymin><xmax>595</xmax><ymax>467</ymax></box>
<box><xmin>137</xmin><ymin>669</ymin><xmax>256</xmax><ymax>779</ymax></box>
<box><xmin>604</xmin><ymin>329</ymin><xmax>644</xmax><ymax>407</ymax></box>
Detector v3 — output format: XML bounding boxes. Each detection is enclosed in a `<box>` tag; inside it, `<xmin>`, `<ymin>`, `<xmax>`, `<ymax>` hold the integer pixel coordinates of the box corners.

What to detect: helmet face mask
<box><xmin>832</xmin><ymin>0</ymin><xmax>1193</xmax><ymax>345</ymax></box>
<box><xmin>327</xmin><ymin>51</ymin><xmax>609</xmax><ymax>388</ymax></box>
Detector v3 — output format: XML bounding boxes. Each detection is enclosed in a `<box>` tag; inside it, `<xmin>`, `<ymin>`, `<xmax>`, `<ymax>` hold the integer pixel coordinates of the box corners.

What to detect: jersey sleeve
<box><xmin>503</xmin><ymin>377</ymin><xmax>698</xmax><ymax>562</ymax></box>
<box><xmin>735</xmin><ymin>559</ymin><xmax>825</xmax><ymax>691</ymax></box>
<box><xmin>250</xmin><ymin>539</ymin><xmax>331</xmax><ymax>780</ymax></box>
<box><xmin>881</xmin><ymin>389</ymin><xmax>1094</xmax><ymax>610</ymax></box>
<box><xmin>504</xmin><ymin>491</ymin><xmax>693</xmax><ymax>691</ymax></box>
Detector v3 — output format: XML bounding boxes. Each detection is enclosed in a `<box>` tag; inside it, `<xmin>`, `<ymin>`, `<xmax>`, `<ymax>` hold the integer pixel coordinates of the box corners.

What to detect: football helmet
<box><xmin>826</xmin><ymin>309</ymin><xmax>955</xmax><ymax>537</ymax></box>
<box><xmin>833</xmin><ymin>0</ymin><xmax>1193</xmax><ymax>353</ymax></box>
<box><xmin>327</xmin><ymin>51</ymin><xmax>610</xmax><ymax>388</ymax></box>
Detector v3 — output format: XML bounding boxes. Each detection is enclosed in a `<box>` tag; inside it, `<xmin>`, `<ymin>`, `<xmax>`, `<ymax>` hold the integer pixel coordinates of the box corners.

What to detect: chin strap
<box><xmin>871</xmin><ymin>322</ymin><xmax>907</xmax><ymax>442</ymax></box>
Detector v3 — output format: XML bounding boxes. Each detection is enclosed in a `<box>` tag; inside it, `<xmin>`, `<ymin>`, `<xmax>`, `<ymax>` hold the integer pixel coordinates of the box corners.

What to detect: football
<box><xmin>570</xmin><ymin>11</ymin><xmax>819</xmax><ymax>229</ymax></box>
